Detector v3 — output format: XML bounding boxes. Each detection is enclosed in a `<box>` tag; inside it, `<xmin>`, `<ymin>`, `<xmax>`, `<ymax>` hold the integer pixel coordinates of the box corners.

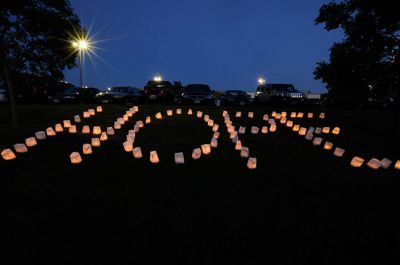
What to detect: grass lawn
<box><xmin>0</xmin><ymin>103</ymin><xmax>399</xmax><ymax>264</ymax></box>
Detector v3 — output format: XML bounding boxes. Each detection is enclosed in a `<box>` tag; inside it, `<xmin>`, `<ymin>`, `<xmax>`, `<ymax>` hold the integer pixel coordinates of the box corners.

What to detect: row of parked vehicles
<box><xmin>1</xmin><ymin>79</ymin><xmax>317</xmax><ymax>106</ymax></box>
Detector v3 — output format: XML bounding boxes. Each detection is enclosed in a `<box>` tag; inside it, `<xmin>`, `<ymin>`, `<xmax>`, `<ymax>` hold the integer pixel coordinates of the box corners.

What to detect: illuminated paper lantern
<box><xmin>236</xmin><ymin>112</ymin><xmax>242</xmax><ymax>118</ymax></box>
<box><xmin>312</xmin><ymin>137</ymin><xmax>323</xmax><ymax>146</ymax></box>
<box><xmin>126</xmin><ymin>110</ymin><xmax>133</xmax><ymax>117</ymax></box>
<box><xmin>271</xmin><ymin>111</ymin><xmax>276</xmax><ymax>117</ymax></box>
<box><xmin>145</xmin><ymin>116</ymin><xmax>151</xmax><ymax>124</ymax></box>
<box><xmin>248</xmin><ymin>112</ymin><xmax>254</xmax><ymax>118</ymax></box>
<box><xmin>175</xmin><ymin>152</ymin><xmax>185</xmax><ymax>164</ymax></box>
<box><xmin>14</xmin><ymin>143</ymin><xmax>28</xmax><ymax>153</ymax></box>
<box><xmin>133</xmin><ymin>106</ymin><xmax>139</xmax><ymax>112</ymax></box>
<box><xmin>290</xmin><ymin>112</ymin><xmax>296</xmax><ymax>118</ymax></box>
<box><xmin>176</xmin><ymin>108</ymin><xmax>182</xmax><ymax>115</ymax></box>
<box><xmin>251</xmin><ymin>126</ymin><xmax>259</xmax><ymax>134</ymax></box>
<box><xmin>222</xmin><ymin>110</ymin><xmax>228</xmax><ymax>117</ymax></box>
<box><xmin>293</xmin><ymin>125</ymin><xmax>300</xmax><ymax>132</ymax></box>
<box><xmin>70</xmin><ymin>152</ymin><xmax>82</xmax><ymax>164</ymax></box>
<box><xmin>74</xmin><ymin>115</ymin><xmax>81</xmax><ymax>123</ymax></box>
<box><xmin>197</xmin><ymin>111</ymin><xmax>203</xmax><ymax>118</ymax></box>
<box><xmin>332</xmin><ymin>127</ymin><xmax>340</xmax><ymax>135</ymax></box>
<box><xmin>324</xmin><ymin>141</ymin><xmax>333</xmax><ymax>150</ymax></box>
<box><xmin>1</xmin><ymin>149</ymin><xmax>16</xmax><ymax>160</ymax></box>
<box><xmin>319</xmin><ymin>112</ymin><xmax>325</xmax><ymax>119</ymax></box>
<box><xmin>201</xmin><ymin>144</ymin><xmax>211</xmax><ymax>155</ymax></box>
<box><xmin>247</xmin><ymin>157</ymin><xmax>257</xmax><ymax>169</ymax></box>
<box><xmin>123</xmin><ymin>114</ymin><xmax>129</xmax><ymax>121</ymax></box>
<box><xmin>25</xmin><ymin>137</ymin><xmax>37</xmax><ymax>147</ymax></box>
<box><xmin>192</xmin><ymin>148</ymin><xmax>202</xmax><ymax>159</ymax></box>
<box><xmin>114</xmin><ymin>122</ymin><xmax>121</xmax><ymax>130</ymax></box>
<box><xmin>136</xmin><ymin>120</ymin><xmax>144</xmax><ymax>128</ymax></box>
<box><xmin>150</xmin><ymin>151</ymin><xmax>160</xmax><ymax>164</ymax></box>
<box><xmin>96</xmin><ymin>106</ymin><xmax>103</xmax><ymax>112</ymax></box>
<box><xmin>227</xmin><ymin>126</ymin><xmax>235</xmax><ymax>134</ymax></box>
<box><xmin>235</xmin><ymin>140</ymin><xmax>242</xmax><ymax>150</ymax></box>
<box><xmin>68</xmin><ymin>125</ymin><xmax>77</xmax><ymax>134</ymax></box>
<box><xmin>55</xmin><ymin>124</ymin><xmax>64</xmax><ymax>132</ymax></box>
<box><xmin>380</xmin><ymin>158</ymin><xmax>392</xmax><ymax>169</ymax></box>
<box><xmin>100</xmin><ymin>132</ymin><xmax>108</xmax><ymax>141</ymax></box>
<box><xmin>240</xmin><ymin>147</ymin><xmax>249</xmax><ymax>158</ymax></box>
<box><xmin>133</xmin><ymin>147</ymin><xmax>142</xmax><ymax>159</ymax></box>
<box><xmin>307</xmin><ymin>113</ymin><xmax>313</xmax><ymax>119</ymax></box>
<box><xmin>126</xmin><ymin>134</ymin><xmax>135</xmax><ymax>143</ymax></box>
<box><xmin>63</xmin><ymin>120</ymin><xmax>71</xmax><ymax>128</ymax></box>
<box><xmin>280</xmin><ymin>118</ymin><xmax>287</xmax><ymax>124</ymax></box>
<box><xmin>212</xmin><ymin>124</ymin><xmax>219</xmax><ymax>132</ymax></box>
<box><xmin>281</xmin><ymin>112</ymin><xmax>287</xmax><ymax>118</ymax></box>
<box><xmin>333</xmin><ymin>147</ymin><xmax>345</xmax><ymax>157</ymax></box>
<box><xmin>106</xmin><ymin>127</ymin><xmax>114</xmax><ymax>135</ymax></box>
<box><xmin>366</xmin><ymin>158</ymin><xmax>381</xmax><ymax>170</ymax></box>
<box><xmin>82</xmin><ymin>144</ymin><xmax>92</xmax><ymax>155</ymax></box>
<box><xmin>35</xmin><ymin>131</ymin><xmax>46</xmax><ymax>140</ymax></box>
<box><xmin>232</xmin><ymin>135</ymin><xmax>239</xmax><ymax>144</ymax></box>
<box><xmin>298</xmin><ymin>127</ymin><xmax>307</xmax><ymax>136</ymax></box>
<box><xmin>297</xmin><ymin>112</ymin><xmax>304</xmax><ymax>118</ymax></box>
<box><xmin>167</xmin><ymin>110</ymin><xmax>173</xmax><ymax>116</ymax></box>
<box><xmin>117</xmin><ymin>118</ymin><xmax>125</xmax><ymax>125</ymax></box>
<box><xmin>88</xmin><ymin>109</ymin><xmax>95</xmax><ymax>116</ymax></box>
<box><xmin>261</xmin><ymin>126</ymin><xmax>268</xmax><ymax>134</ymax></box>
<box><xmin>275</xmin><ymin>113</ymin><xmax>281</xmax><ymax>120</ymax></box>
<box><xmin>394</xmin><ymin>160</ymin><xmax>400</xmax><ymax>170</ymax></box>
<box><xmin>269</xmin><ymin>124</ymin><xmax>277</xmax><ymax>132</ymax></box>
<box><xmin>207</xmin><ymin>119</ymin><xmax>214</xmax><ymax>127</ymax></box>
<box><xmin>238</xmin><ymin>126</ymin><xmax>246</xmax><ymax>134</ymax></box>
<box><xmin>123</xmin><ymin>141</ymin><xmax>133</xmax><ymax>152</ymax></box>
<box><xmin>315</xmin><ymin>127</ymin><xmax>322</xmax><ymax>134</ymax></box>
<box><xmin>350</xmin><ymin>156</ymin><xmax>364</xmax><ymax>167</ymax></box>
<box><xmin>91</xmin><ymin>138</ymin><xmax>100</xmax><ymax>147</ymax></box>
<box><xmin>211</xmin><ymin>138</ymin><xmax>218</xmax><ymax>148</ymax></box>
<box><xmin>92</xmin><ymin>126</ymin><xmax>101</xmax><ymax>135</ymax></box>
<box><xmin>213</xmin><ymin>131</ymin><xmax>220</xmax><ymax>139</ymax></box>
<box><xmin>305</xmin><ymin>133</ymin><xmax>313</xmax><ymax>141</ymax></box>
<box><xmin>83</xmin><ymin>111</ymin><xmax>90</xmax><ymax>118</ymax></box>
<box><xmin>286</xmin><ymin>120</ymin><xmax>293</xmax><ymax>128</ymax></box>
<box><xmin>230</xmin><ymin>131</ymin><xmax>237</xmax><ymax>140</ymax></box>
<box><xmin>204</xmin><ymin>115</ymin><xmax>210</xmax><ymax>122</ymax></box>
<box><xmin>263</xmin><ymin>114</ymin><xmax>269</xmax><ymax>121</ymax></box>
<box><xmin>128</xmin><ymin>130</ymin><xmax>135</xmax><ymax>136</ymax></box>
<box><xmin>155</xmin><ymin>112</ymin><xmax>163</xmax><ymax>119</ymax></box>
<box><xmin>46</xmin><ymin>127</ymin><xmax>56</xmax><ymax>136</ymax></box>
<box><xmin>307</xmin><ymin>127</ymin><xmax>315</xmax><ymax>135</ymax></box>
<box><xmin>322</xmin><ymin>127</ymin><xmax>330</xmax><ymax>134</ymax></box>
<box><xmin>82</xmin><ymin>125</ymin><xmax>90</xmax><ymax>134</ymax></box>
<box><xmin>188</xmin><ymin>109</ymin><xmax>193</xmax><ymax>115</ymax></box>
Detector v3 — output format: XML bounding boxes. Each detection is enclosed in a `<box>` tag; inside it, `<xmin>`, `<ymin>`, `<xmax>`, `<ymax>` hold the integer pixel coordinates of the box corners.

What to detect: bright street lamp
<box><xmin>258</xmin><ymin>77</ymin><xmax>266</xmax><ymax>85</ymax></box>
<box><xmin>72</xmin><ymin>38</ymin><xmax>91</xmax><ymax>88</ymax></box>
<box><xmin>153</xmin><ymin>75</ymin><xmax>163</xmax><ymax>82</ymax></box>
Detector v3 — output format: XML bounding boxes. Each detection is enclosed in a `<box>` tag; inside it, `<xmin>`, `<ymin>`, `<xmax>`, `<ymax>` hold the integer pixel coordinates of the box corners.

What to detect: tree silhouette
<box><xmin>314</xmin><ymin>0</ymin><xmax>399</xmax><ymax>109</ymax></box>
<box><xmin>0</xmin><ymin>1</ymin><xmax>83</xmax><ymax>126</ymax></box>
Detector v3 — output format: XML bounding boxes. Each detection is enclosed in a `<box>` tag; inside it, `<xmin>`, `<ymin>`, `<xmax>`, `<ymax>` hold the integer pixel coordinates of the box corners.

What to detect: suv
<box><xmin>255</xmin><ymin>83</ymin><xmax>305</xmax><ymax>105</ymax></box>
<box><xmin>143</xmin><ymin>80</ymin><xmax>180</xmax><ymax>103</ymax></box>
<box><xmin>222</xmin><ymin>90</ymin><xmax>252</xmax><ymax>106</ymax></box>
<box><xmin>179</xmin><ymin>84</ymin><xmax>214</xmax><ymax>105</ymax></box>
<box><xmin>96</xmin><ymin>86</ymin><xmax>141</xmax><ymax>103</ymax></box>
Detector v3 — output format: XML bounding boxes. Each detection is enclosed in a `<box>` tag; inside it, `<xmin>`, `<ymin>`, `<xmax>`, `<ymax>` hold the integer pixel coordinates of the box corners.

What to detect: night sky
<box><xmin>64</xmin><ymin>0</ymin><xmax>343</xmax><ymax>93</ymax></box>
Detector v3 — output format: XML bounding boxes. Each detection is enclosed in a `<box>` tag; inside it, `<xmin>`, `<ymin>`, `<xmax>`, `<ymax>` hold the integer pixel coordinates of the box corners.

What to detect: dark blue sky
<box><xmin>64</xmin><ymin>0</ymin><xmax>342</xmax><ymax>93</ymax></box>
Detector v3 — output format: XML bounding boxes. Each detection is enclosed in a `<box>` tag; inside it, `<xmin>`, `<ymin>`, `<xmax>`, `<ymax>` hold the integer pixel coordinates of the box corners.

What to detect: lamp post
<box><xmin>72</xmin><ymin>39</ymin><xmax>89</xmax><ymax>89</ymax></box>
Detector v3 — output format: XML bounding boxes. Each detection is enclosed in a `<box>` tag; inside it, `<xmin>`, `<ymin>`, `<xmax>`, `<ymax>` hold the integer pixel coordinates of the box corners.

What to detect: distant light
<box><xmin>153</xmin><ymin>75</ymin><xmax>162</xmax><ymax>82</ymax></box>
<box><xmin>71</xmin><ymin>38</ymin><xmax>90</xmax><ymax>51</ymax></box>
<box><xmin>258</xmin><ymin>78</ymin><xmax>266</xmax><ymax>85</ymax></box>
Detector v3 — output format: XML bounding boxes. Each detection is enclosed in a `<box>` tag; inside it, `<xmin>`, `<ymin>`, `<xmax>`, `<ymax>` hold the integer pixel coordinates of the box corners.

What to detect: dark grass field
<box><xmin>0</xmin><ymin>104</ymin><xmax>399</xmax><ymax>264</ymax></box>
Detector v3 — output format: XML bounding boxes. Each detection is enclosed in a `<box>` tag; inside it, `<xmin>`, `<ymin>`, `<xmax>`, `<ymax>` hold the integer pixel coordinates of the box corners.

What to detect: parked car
<box><xmin>60</xmin><ymin>87</ymin><xmax>100</xmax><ymax>103</ymax></box>
<box><xmin>255</xmin><ymin>83</ymin><xmax>305</xmax><ymax>106</ymax></box>
<box><xmin>222</xmin><ymin>90</ymin><xmax>252</xmax><ymax>106</ymax></box>
<box><xmin>143</xmin><ymin>80</ymin><xmax>181</xmax><ymax>103</ymax></box>
<box><xmin>96</xmin><ymin>86</ymin><xmax>141</xmax><ymax>103</ymax></box>
<box><xmin>179</xmin><ymin>84</ymin><xmax>214</xmax><ymax>105</ymax></box>
<box><xmin>0</xmin><ymin>89</ymin><xmax>7</xmax><ymax>103</ymax></box>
